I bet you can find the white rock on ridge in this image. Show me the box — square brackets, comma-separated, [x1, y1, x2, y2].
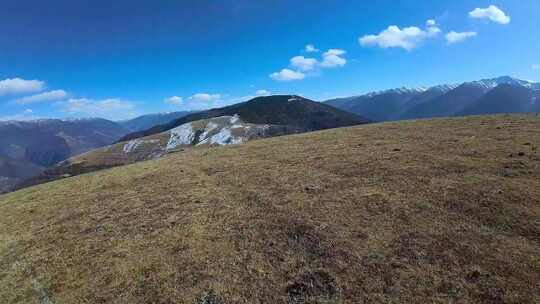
[167, 123, 195, 150]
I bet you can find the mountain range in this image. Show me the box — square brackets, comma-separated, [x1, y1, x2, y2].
[0, 111, 192, 193]
[2, 76, 539, 193]
[118, 111, 193, 132]
[17, 95, 368, 188]
[2, 114, 539, 303]
[325, 76, 540, 121]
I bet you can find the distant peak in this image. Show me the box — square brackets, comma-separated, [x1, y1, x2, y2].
[464, 76, 536, 90]
[365, 87, 427, 97]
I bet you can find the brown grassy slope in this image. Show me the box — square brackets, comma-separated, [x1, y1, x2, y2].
[1, 114, 539, 304]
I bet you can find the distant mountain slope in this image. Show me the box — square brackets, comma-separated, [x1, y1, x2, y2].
[325, 88, 424, 122]
[119, 111, 193, 132]
[0, 155, 42, 193]
[20, 115, 297, 188]
[120, 95, 369, 141]
[458, 84, 540, 116]
[326, 76, 539, 121]
[400, 83, 488, 119]
[326, 86, 458, 121]
[2, 114, 539, 303]
[0, 118, 130, 192]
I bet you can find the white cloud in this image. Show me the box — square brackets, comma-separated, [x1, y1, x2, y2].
[305, 44, 320, 53]
[164, 96, 183, 105]
[14, 90, 68, 105]
[321, 49, 347, 68]
[62, 98, 135, 120]
[271, 47, 347, 82]
[426, 19, 437, 27]
[189, 93, 221, 103]
[532, 64, 540, 70]
[446, 31, 477, 44]
[0, 109, 37, 121]
[359, 21, 441, 51]
[469, 5, 510, 24]
[255, 89, 271, 96]
[235, 90, 273, 103]
[290, 56, 318, 71]
[0, 78, 45, 96]
[270, 69, 306, 81]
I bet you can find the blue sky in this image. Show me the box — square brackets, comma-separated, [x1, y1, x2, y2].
[0, 0, 538, 121]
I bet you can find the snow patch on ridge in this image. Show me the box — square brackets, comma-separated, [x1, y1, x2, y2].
[200, 122, 219, 140]
[123, 140, 143, 153]
[197, 127, 246, 146]
[123, 139, 160, 153]
[167, 123, 195, 150]
[230, 114, 240, 124]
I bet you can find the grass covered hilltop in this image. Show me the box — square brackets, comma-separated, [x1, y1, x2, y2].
[1, 114, 539, 303]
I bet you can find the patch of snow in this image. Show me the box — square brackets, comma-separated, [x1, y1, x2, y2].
[198, 121, 219, 142]
[288, 97, 299, 102]
[167, 123, 195, 150]
[123, 140, 142, 153]
[122, 139, 160, 153]
[231, 124, 246, 129]
[230, 114, 240, 124]
[197, 127, 246, 146]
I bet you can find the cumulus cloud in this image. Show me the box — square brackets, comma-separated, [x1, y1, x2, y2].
[290, 56, 318, 71]
[426, 19, 437, 27]
[164, 96, 183, 105]
[446, 31, 477, 44]
[14, 90, 68, 105]
[234, 90, 273, 104]
[305, 44, 320, 53]
[359, 21, 441, 51]
[321, 49, 347, 68]
[270, 47, 347, 81]
[62, 98, 135, 120]
[189, 93, 221, 103]
[0, 78, 45, 96]
[255, 89, 271, 96]
[270, 69, 306, 81]
[0, 109, 37, 121]
[469, 5, 510, 24]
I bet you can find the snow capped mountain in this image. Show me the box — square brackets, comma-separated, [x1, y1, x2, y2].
[325, 76, 540, 121]
[464, 76, 537, 91]
[426, 84, 460, 94]
[365, 87, 427, 97]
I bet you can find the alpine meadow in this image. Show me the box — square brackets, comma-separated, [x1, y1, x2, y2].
[1, 1, 539, 303]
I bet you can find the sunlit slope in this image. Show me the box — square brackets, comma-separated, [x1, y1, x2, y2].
[1, 114, 539, 303]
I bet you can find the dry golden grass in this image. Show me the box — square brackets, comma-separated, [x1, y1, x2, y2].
[1, 114, 539, 303]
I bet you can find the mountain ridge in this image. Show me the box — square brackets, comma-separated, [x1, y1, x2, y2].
[119, 95, 369, 142]
[325, 76, 539, 121]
